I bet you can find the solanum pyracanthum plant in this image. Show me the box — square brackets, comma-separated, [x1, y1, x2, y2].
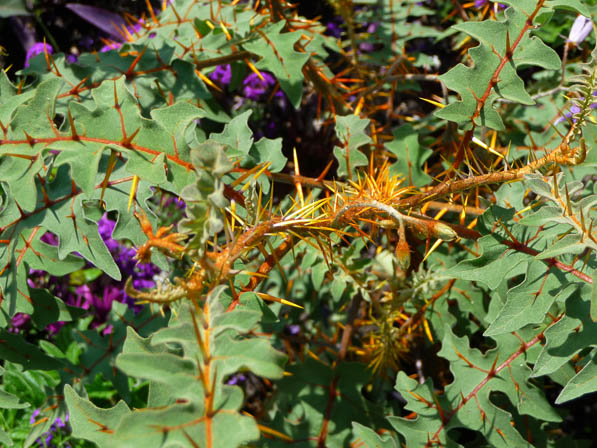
[1, 0, 597, 446]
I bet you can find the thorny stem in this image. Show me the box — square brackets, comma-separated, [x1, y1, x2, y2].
[131, 117, 588, 302]
[502, 239, 593, 284]
[332, 200, 407, 229]
[267, 172, 487, 215]
[398, 130, 587, 209]
[332, 199, 458, 241]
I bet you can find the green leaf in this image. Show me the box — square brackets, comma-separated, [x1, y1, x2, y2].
[388, 373, 453, 447]
[333, 115, 371, 178]
[267, 359, 382, 446]
[532, 287, 597, 378]
[72, 301, 167, 402]
[242, 21, 310, 108]
[555, 348, 597, 404]
[0, 330, 63, 370]
[390, 327, 559, 447]
[0, 367, 28, 410]
[65, 385, 132, 447]
[331, 274, 347, 301]
[69, 287, 286, 448]
[3, 78, 63, 212]
[210, 110, 254, 157]
[1, 74, 206, 309]
[0, 430, 12, 446]
[445, 225, 528, 291]
[520, 174, 597, 255]
[0, 388, 28, 409]
[22, 230, 85, 274]
[115, 402, 259, 448]
[251, 137, 287, 173]
[385, 124, 432, 186]
[38, 340, 67, 360]
[352, 422, 398, 448]
[501, 0, 590, 16]
[436, 7, 560, 130]
[29, 287, 86, 328]
[484, 261, 576, 336]
[0, 0, 31, 17]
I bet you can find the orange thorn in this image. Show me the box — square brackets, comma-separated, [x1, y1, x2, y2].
[23, 130, 36, 146]
[124, 46, 148, 78]
[121, 127, 141, 148]
[67, 108, 80, 140]
[145, 0, 159, 25]
[170, 3, 182, 23]
[113, 80, 120, 108]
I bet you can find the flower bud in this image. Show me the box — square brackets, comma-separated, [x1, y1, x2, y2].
[568, 15, 593, 45]
[431, 222, 458, 241]
[395, 238, 411, 271]
[407, 220, 457, 241]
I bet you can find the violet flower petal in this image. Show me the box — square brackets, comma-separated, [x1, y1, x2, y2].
[25, 42, 53, 68]
[568, 15, 593, 44]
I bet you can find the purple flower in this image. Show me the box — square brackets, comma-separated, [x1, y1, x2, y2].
[100, 20, 145, 52]
[10, 313, 30, 333]
[98, 214, 116, 241]
[56, 417, 66, 429]
[32, 411, 70, 446]
[359, 42, 375, 53]
[92, 214, 159, 313]
[242, 72, 276, 100]
[30, 409, 41, 425]
[358, 23, 379, 53]
[326, 17, 343, 38]
[25, 42, 53, 67]
[46, 321, 66, 335]
[100, 41, 122, 52]
[162, 195, 186, 210]
[74, 284, 93, 310]
[129, 22, 143, 35]
[210, 65, 232, 85]
[15, 213, 161, 335]
[41, 231, 58, 246]
[568, 15, 593, 45]
[226, 373, 247, 385]
[133, 278, 155, 290]
[99, 285, 122, 314]
[555, 102, 597, 124]
[474, 0, 505, 8]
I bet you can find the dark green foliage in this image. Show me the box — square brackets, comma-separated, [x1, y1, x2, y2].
[1, 0, 597, 447]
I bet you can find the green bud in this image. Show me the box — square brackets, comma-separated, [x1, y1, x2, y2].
[432, 222, 458, 241]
